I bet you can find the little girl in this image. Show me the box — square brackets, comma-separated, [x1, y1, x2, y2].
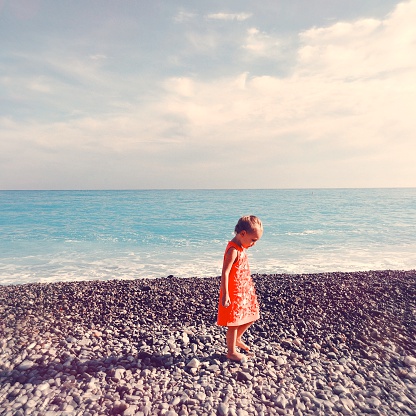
[217, 215, 263, 362]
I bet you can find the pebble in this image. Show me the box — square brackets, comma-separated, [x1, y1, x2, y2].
[404, 356, 416, 367]
[186, 358, 200, 368]
[16, 360, 34, 371]
[217, 402, 229, 415]
[0, 271, 415, 415]
[333, 385, 348, 395]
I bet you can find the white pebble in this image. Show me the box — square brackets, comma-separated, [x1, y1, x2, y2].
[186, 358, 200, 368]
[404, 355, 416, 367]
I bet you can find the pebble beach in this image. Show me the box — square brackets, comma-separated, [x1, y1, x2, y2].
[1, 270, 415, 416]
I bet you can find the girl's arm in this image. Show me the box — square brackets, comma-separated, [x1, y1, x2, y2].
[221, 247, 238, 307]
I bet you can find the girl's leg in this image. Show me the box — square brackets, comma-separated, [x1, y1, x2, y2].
[226, 326, 244, 361]
[236, 321, 254, 351]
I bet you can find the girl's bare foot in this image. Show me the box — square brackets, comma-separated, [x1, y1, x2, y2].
[226, 351, 246, 362]
[236, 339, 250, 352]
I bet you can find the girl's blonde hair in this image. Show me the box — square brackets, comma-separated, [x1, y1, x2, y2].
[234, 215, 263, 234]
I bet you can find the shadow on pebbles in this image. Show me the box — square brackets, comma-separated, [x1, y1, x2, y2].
[1, 270, 415, 415]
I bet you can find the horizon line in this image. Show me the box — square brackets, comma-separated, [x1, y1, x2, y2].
[1, 186, 415, 192]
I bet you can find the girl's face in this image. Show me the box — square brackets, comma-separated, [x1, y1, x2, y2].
[240, 227, 263, 249]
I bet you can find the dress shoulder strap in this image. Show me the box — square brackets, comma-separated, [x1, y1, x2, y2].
[227, 241, 242, 252]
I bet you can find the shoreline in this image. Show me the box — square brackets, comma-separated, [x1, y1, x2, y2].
[2, 267, 416, 287]
[1, 270, 415, 415]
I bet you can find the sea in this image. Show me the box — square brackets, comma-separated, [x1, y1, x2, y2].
[0, 188, 415, 286]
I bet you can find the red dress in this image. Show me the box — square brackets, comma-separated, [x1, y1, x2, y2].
[217, 241, 260, 326]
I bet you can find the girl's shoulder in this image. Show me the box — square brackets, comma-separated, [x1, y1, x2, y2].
[226, 240, 243, 251]
[224, 241, 239, 257]
[224, 241, 243, 264]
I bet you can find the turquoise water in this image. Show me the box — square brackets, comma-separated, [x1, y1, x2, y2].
[1, 189, 415, 285]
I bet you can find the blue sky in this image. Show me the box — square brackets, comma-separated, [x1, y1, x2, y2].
[1, 0, 415, 189]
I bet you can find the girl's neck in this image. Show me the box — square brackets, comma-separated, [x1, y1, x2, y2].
[231, 236, 243, 248]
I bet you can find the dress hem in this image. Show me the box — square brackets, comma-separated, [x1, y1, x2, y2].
[216, 314, 260, 327]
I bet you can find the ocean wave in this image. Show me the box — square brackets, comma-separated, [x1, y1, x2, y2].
[285, 230, 324, 236]
[2, 245, 415, 286]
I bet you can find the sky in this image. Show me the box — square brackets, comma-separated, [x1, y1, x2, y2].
[1, 0, 415, 190]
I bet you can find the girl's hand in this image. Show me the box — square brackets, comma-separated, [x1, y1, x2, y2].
[222, 293, 231, 308]
[220, 247, 237, 309]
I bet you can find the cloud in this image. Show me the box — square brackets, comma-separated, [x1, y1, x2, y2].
[167, 77, 195, 97]
[150, 2, 416, 187]
[243, 27, 282, 57]
[1, 1, 415, 189]
[173, 10, 197, 23]
[298, 2, 416, 80]
[206, 12, 252, 21]
[89, 54, 108, 61]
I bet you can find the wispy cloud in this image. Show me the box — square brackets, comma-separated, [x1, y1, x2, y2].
[206, 12, 252, 21]
[243, 28, 282, 57]
[185, 31, 220, 52]
[173, 10, 197, 23]
[89, 54, 108, 61]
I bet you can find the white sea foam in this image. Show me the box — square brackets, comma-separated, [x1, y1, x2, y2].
[1, 243, 415, 286]
[285, 230, 324, 236]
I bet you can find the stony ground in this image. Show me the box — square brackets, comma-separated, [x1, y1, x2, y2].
[0, 270, 415, 416]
